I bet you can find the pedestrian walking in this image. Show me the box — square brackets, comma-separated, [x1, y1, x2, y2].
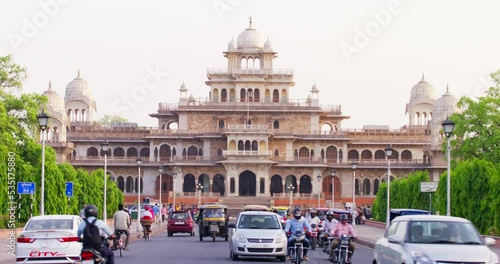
[161, 204, 167, 223]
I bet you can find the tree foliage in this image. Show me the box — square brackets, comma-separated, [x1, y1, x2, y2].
[450, 71, 500, 163]
[97, 115, 128, 127]
[0, 55, 123, 228]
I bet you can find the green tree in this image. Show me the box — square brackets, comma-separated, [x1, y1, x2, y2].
[450, 71, 500, 163]
[97, 115, 128, 127]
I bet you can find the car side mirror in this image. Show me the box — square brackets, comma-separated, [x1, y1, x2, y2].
[228, 223, 236, 228]
[387, 234, 402, 244]
[484, 237, 496, 247]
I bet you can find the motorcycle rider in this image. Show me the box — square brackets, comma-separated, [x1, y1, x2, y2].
[329, 214, 356, 263]
[284, 208, 312, 261]
[322, 211, 338, 244]
[77, 205, 115, 264]
[306, 210, 320, 225]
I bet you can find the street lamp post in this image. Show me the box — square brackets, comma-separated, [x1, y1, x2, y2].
[101, 140, 109, 223]
[158, 166, 163, 208]
[442, 117, 455, 216]
[37, 110, 50, 216]
[136, 157, 143, 232]
[173, 168, 178, 209]
[351, 162, 357, 226]
[385, 144, 393, 229]
[288, 184, 295, 207]
[331, 168, 336, 209]
[316, 174, 322, 208]
[197, 183, 203, 207]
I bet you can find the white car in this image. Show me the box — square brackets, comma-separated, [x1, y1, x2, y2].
[16, 215, 83, 263]
[373, 215, 499, 264]
[229, 211, 287, 262]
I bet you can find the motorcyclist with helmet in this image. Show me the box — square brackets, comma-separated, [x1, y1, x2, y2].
[329, 214, 356, 263]
[321, 211, 338, 244]
[306, 209, 320, 225]
[77, 205, 115, 264]
[284, 208, 312, 261]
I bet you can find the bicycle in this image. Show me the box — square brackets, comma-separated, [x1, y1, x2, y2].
[115, 230, 127, 257]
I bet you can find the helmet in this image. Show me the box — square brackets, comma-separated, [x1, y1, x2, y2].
[273, 209, 278, 214]
[293, 208, 302, 220]
[340, 214, 348, 220]
[310, 210, 317, 215]
[84, 205, 98, 218]
[326, 211, 334, 217]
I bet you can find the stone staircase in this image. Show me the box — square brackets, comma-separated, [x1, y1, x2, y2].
[220, 196, 271, 216]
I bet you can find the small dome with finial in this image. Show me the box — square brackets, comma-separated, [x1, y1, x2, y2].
[434, 85, 457, 114]
[311, 83, 319, 93]
[43, 80, 65, 111]
[264, 37, 273, 49]
[179, 82, 188, 92]
[228, 37, 237, 50]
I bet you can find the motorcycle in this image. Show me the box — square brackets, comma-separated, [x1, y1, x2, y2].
[323, 231, 335, 255]
[289, 230, 306, 264]
[309, 223, 319, 250]
[79, 237, 112, 264]
[331, 234, 352, 264]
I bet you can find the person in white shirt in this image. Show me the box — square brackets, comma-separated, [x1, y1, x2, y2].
[322, 211, 338, 245]
[306, 210, 321, 225]
[113, 204, 131, 250]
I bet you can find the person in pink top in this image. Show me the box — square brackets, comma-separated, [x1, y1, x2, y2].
[329, 214, 357, 263]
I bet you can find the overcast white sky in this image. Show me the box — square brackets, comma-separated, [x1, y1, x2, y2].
[1, 0, 499, 129]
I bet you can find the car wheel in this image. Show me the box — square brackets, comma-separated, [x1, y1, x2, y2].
[168, 232, 172, 237]
[230, 250, 238, 261]
[277, 256, 286, 262]
[225, 235, 228, 241]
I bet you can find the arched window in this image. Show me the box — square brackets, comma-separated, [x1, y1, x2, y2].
[361, 150, 372, 160]
[87, 147, 98, 157]
[238, 141, 244, 151]
[230, 178, 235, 193]
[374, 150, 385, 160]
[273, 120, 279, 129]
[126, 176, 134, 193]
[217, 148, 223, 156]
[218, 120, 225, 129]
[272, 89, 279, 102]
[347, 150, 359, 161]
[401, 150, 412, 161]
[326, 146, 337, 162]
[140, 147, 149, 158]
[183, 174, 196, 192]
[254, 89, 260, 102]
[127, 147, 138, 157]
[354, 178, 359, 195]
[299, 175, 312, 194]
[251, 140, 258, 151]
[134, 177, 143, 193]
[240, 89, 246, 102]
[259, 178, 265, 193]
[374, 179, 380, 195]
[117, 176, 124, 192]
[221, 89, 228, 102]
[274, 149, 279, 156]
[363, 178, 371, 195]
[245, 140, 251, 150]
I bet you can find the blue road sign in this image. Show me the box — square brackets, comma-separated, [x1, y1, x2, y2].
[65, 182, 73, 197]
[17, 182, 35, 195]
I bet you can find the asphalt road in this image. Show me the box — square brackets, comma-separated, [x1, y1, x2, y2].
[116, 230, 374, 264]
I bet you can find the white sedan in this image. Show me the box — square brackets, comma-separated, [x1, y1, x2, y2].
[229, 211, 287, 262]
[16, 215, 83, 264]
[373, 215, 498, 264]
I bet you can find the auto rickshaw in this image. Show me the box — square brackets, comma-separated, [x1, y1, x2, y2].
[197, 204, 229, 242]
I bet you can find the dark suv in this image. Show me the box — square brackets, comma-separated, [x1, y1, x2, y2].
[167, 211, 195, 237]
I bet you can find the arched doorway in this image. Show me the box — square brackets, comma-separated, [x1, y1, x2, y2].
[239, 170, 256, 196]
[183, 174, 196, 192]
[212, 175, 225, 195]
[299, 175, 312, 194]
[270, 175, 282, 196]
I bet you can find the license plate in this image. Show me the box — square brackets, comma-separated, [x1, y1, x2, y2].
[311, 232, 317, 236]
[81, 260, 94, 264]
[175, 221, 184, 224]
[210, 225, 219, 232]
[250, 243, 268, 248]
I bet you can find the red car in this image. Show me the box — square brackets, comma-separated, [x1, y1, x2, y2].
[167, 211, 196, 237]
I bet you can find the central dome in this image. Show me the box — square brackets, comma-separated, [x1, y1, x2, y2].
[237, 22, 265, 49]
[64, 70, 93, 102]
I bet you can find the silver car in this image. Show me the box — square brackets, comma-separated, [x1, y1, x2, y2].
[229, 211, 287, 262]
[373, 215, 498, 264]
[16, 215, 83, 263]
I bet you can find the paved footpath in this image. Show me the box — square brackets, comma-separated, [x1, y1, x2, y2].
[354, 221, 500, 258]
[0, 220, 168, 264]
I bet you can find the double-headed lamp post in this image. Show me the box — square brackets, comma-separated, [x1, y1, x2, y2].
[197, 183, 203, 207]
[288, 184, 295, 207]
[351, 162, 357, 226]
[158, 166, 163, 208]
[101, 140, 109, 222]
[442, 117, 455, 216]
[37, 110, 50, 216]
[136, 157, 143, 232]
[385, 144, 393, 229]
[316, 174, 322, 208]
[331, 168, 336, 209]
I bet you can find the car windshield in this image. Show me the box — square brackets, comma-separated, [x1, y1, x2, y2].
[409, 221, 482, 244]
[203, 208, 224, 217]
[26, 219, 73, 230]
[238, 215, 281, 229]
[171, 212, 189, 220]
[277, 210, 286, 217]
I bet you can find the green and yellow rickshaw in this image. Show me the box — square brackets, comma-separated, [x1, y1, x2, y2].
[197, 204, 229, 242]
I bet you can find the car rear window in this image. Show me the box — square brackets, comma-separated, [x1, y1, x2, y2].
[171, 213, 189, 220]
[26, 219, 73, 230]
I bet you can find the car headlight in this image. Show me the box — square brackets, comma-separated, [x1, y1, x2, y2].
[275, 233, 284, 243]
[410, 251, 432, 264]
[237, 233, 246, 243]
[488, 252, 499, 264]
